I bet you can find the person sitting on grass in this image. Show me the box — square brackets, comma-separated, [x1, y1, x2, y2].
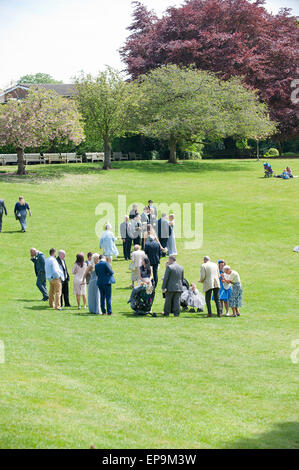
[180, 282, 205, 312]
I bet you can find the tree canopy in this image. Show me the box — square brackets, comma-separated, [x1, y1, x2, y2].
[18, 73, 63, 84]
[135, 64, 276, 163]
[74, 68, 139, 169]
[121, 0, 299, 143]
[0, 87, 84, 174]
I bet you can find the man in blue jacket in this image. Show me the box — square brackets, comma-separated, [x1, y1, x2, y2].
[30, 247, 49, 301]
[95, 255, 115, 315]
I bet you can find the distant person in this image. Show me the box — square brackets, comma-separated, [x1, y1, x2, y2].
[83, 253, 101, 314]
[199, 256, 222, 317]
[130, 244, 145, 288]
[30, 248, 48, 301]
[85, 252, 93, 284]
[131, 214, 142, 246]
[99, 223, 119, 266]
[157, 213, 171, 256]
[57, 250, 71, 307]
[95, 255, 115, 315]
[129, 204, 139, 220]
[167, 214, 177, 256]
[14, 196, 31, 232]
[0, 198, 7, 233]
[45, 248, 63, 310]
[162, 256, 184, 316]
[223, 265, 243, 317]
[120, 216, 132, 260]
[72, 254, 87, 309]
[140, 207, 150, 249]
[144, 236, 161, 287]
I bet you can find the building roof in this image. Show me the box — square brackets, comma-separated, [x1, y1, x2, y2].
[0, 83, 76, 103]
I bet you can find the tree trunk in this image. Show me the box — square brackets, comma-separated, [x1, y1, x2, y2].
[17, 148, 26, 175]
[103, 138, 112, 170]
[168, 137, 178, 164]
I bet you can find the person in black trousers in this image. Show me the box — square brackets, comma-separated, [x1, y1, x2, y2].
[57, 249, 71, 307]
[157, 213, 172, 257]
[120, 216, 132, 260]
[30, 248, 48, 301]
[144, 236, 161, 288]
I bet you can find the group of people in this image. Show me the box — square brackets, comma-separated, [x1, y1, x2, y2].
[0, 195, 31, 233]
[264, 163, 295, 180]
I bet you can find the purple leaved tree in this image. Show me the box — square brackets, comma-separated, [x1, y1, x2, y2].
[0, 86, 85, 175]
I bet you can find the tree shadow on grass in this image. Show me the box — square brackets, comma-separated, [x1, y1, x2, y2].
[221, 422, 299, 449]
[0, 160, 255, 184]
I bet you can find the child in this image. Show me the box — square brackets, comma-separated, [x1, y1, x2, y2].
[181, 282, 205, 312]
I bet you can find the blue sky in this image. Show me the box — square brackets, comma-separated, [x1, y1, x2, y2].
[0, 0, 298, 89]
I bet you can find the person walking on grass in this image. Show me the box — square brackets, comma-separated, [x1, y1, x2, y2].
[95, 255, 115, 316]
[199, 256, 222, 317]
[57, 250, 71, 308]
[30, 248, 48, 301]
[14, 196, 31, 232]
[0, 198, 7, 233]
[162, 256, 184, 317]
[45, 248, 63, 311]
[82, 253, 101, 314]
[72, 253, 87, 309]
[223, 265, 243, 317]
[99, 223, 119, 267]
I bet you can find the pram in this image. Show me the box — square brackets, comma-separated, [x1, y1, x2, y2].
[180, 278, 205, 312]
[264, 162, 273, 178]
[180, 278, 190, 309]
[128, 283, 156, 316]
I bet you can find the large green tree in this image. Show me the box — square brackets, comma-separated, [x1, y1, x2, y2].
[18, 73, 63, 84]
[74, 68, 138, 169]
[0, 87, 84, 175]
[135, 65, 276, 163]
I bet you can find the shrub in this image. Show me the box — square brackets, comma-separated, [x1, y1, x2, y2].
[264, 147, 279, 157]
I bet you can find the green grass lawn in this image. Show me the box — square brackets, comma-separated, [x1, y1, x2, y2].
[0, 159, 298, 449]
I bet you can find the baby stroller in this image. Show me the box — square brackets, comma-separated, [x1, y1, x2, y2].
[180, 278, 205, 313]
[180, 278, 190, 309]
[264, 162, 273, 178]
[128, 284, 156, 316]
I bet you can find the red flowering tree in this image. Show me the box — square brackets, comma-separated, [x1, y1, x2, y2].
[121, 0, 299, 148]
[0, 87, 85, 175]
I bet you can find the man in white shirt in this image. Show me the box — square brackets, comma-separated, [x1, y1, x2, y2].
[45, 248, 63, 310]
[199, 255, 222, 317]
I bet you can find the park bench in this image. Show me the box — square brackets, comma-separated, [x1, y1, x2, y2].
[61, 153, 82, 163]
[86, 152, 104, 162]
[43, 153, 62, 164]
[112, 152, 128, 161]
[1, 154, 18, 165]
[129, 152, 142, 161]
[24, 153, 43, 164]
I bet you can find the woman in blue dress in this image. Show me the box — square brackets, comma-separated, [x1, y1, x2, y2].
[14, 196, 31, 232]
[214, 260, 232, 316]
[83, 253, 101, 314]
[99, 223, 119, 267]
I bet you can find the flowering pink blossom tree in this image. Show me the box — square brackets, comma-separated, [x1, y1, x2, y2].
[0, 87, 85, 175]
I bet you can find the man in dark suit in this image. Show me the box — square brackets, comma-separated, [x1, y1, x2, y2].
[0, 199, 7, 233]
[157, 213, 171, 257]
[144, 236, 161, 288]
[30, 248, 48, 301]
[95, 255, 115, 315]
[162, 256, 184, 316]
[120, 215, 132, 260]
[57, 250, 71, 307]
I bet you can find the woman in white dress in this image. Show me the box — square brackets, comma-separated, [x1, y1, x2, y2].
[167, 214, 177, 255]
[72, 253, 87, 309]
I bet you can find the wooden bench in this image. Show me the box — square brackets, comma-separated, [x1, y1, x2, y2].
[1, 154, 18, 165]
[24, 153, 42, 164]
[65, 153, 82, 163]
[43, 153, 62, 164]
[86, 152, 104, 162]
[129, 152, 142, 161]
[112, 152, 128, 161]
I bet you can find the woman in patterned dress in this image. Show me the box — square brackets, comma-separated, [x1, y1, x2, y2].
[223, 265, 242, 317]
